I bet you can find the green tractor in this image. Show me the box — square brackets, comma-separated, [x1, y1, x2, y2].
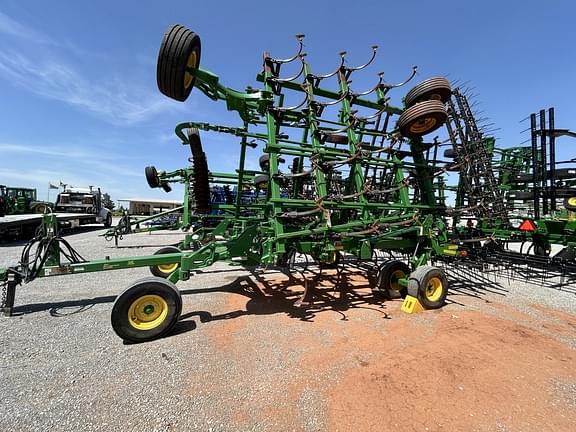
[0, 185, 52, 217]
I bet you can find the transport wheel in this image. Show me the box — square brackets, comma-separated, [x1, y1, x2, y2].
[407, 266, 449, 309]
[254, 174, 269, 190]
[398, 100, 447, 139]
[111, 277, 182, 343]
[564, 196, 576, 211]
[404, 77, 452, 107]
[157, 24, 201, 102]
[374, 260, 410, 299]
[145, 166, 160, 188]
[150, 246, 181, 278]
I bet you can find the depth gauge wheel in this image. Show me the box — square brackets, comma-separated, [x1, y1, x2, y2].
[157, 24, 201, 102]
[150, 246, 181, 278]
[404, 77, 452, 107]
[374, 260, 410, 299]
[407, 266, 449, 309]
[111, 277, 182, 343]
[398, 100, 447, 139]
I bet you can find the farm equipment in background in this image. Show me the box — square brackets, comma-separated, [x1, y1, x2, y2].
[0, 185, 51, 217]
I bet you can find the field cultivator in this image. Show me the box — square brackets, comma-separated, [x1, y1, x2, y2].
[1, 24, 575, 343]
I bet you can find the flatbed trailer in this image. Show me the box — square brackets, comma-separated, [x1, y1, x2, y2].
[0, 212, 107, 239]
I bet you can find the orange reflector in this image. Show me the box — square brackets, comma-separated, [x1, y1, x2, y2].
[519, 219, 537, 232]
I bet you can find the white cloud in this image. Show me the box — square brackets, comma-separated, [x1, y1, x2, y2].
[0, 50, 177, 125]
[0, 10, 56, 45]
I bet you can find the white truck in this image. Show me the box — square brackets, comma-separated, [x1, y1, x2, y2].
[54, 186, 112, 228]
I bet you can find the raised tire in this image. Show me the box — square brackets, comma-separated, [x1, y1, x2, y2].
[145, 166, 160, 188]
[564, 196, 576, 211]
[407, 266, 449, 309]
[374, 260, 410, 299]
[150, 246, 181, 278]
[157, 24, 201, 102]
[254, 174, 269, 190]
[398, 100, 448, 139]
[404, 77, 452, 107]
[111, 277, 182, 343]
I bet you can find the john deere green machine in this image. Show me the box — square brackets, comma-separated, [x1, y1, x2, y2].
[1, 24, 574, 343]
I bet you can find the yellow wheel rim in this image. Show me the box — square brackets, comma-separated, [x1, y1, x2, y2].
[568, 197, 576, 206]
[425, 277, 443, 302]
[183, 51, 198, 89]
[390, 270, 406, 291]
[409, 117, 437, 134]
[34, 205, 46, 214]
[157, 263, 179, 274]
[128, 295, 168, 330]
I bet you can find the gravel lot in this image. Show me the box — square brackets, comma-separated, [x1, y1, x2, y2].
[1, 224, 575, 431]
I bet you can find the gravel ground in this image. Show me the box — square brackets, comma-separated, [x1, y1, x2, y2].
[0, 223, 575, 431]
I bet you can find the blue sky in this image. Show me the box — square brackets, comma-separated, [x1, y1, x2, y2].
[0, 1, 574, 203]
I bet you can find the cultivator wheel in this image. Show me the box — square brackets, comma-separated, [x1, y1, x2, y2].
[398, 100, 448, 139]
[254, 174, 269, 191]
[407, 266, 449, 309]
[374, 260, 410, 299]
[149, 246, 181, 278]
[111, 277, 182, 343]
[188, 128, 211, 214]
[157, 24, 201, 102]
[404, 77, 452, 107]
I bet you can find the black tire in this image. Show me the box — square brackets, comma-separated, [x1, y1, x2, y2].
[145, 166, 160, 188]
[533, 242, 551, 257]
[104, 213, 112, 228]
[443, 148, 456, 158]
[254, 174, 269, 190]
[323, 133, 349, 144]
[161, 183, 172, 193]
[258, 154, 285, 171]
[374, 260, 410, 299]
[507, 191, 534, 201]
[564, 196, 576, 211]
[150, 246, 181, 278]
[404, 77, 452, 107]
[32, 204, 47, 214]
[407, 266, 449, 309]
[188, 128, 211, 214]
[398, 100, 448, 139]
[111, 277, 182, 343]
[157, 24, 201, 102]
